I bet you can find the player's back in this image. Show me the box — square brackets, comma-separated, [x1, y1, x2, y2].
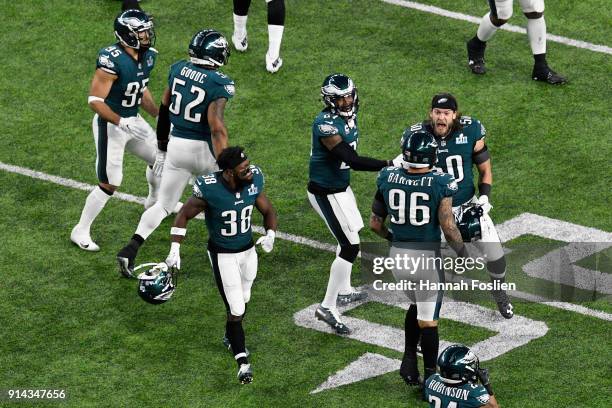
[425, 373, 491, 408]
[167, 60, 235, 142]
[376, 166, 457, 242]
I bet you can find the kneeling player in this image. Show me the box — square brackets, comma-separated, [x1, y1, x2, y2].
[370, 130, 466, 388]
[164, 147, 277, 384]
[425, 344, 499, 408]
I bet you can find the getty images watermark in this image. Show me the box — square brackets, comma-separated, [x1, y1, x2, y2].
[358, 242, 611, 303]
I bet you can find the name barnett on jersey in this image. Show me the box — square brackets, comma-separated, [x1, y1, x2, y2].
[386, 171, 435, 187]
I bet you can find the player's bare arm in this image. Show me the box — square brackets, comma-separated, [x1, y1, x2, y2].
[208, 98, 229, 157]
[438, 196, 465, 254]
[140, 87, 159, 118]
[170, 196, 207, 244]
[88, 68, 121, 125]
[255, 192, 278, 232]
[369, 213, 390, 240]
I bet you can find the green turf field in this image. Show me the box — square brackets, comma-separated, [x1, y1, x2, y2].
[1, 1, 610, 407]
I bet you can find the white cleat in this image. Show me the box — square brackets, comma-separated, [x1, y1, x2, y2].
[231, 33, 248, 52]
[70, 225, 100, 252]
[265, 53, 283, 73]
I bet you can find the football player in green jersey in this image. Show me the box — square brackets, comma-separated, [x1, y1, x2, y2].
[370, 130, 467, 391]
[117, 29, 234, 278]
[71, 9, 161, 252]
[400, 94, 513, 319]
[164, 147, 277, 384]
[425, 344, 499, 408]
[308, 73, 398, 334]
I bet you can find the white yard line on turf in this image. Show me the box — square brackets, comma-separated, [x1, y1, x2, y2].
[1, 161, 610, 321]
[382, 0, 612, 55]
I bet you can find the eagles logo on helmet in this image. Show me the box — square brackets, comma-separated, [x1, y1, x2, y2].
[114, 9, 155, 50]
[136, 262, 177, 305]
[401, 129, 438, 168]
[188, 29, 231, 67]
[457, 204, 483, 242]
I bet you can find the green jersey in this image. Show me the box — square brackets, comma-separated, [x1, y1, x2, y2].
[193, 166, 264, 252]
[374, 167, 457, 242]
[408, 118, 485, 206]
[167, 60, 234, 151]
[425, 374, 491, 408]
[309, 110, 359, 190]
[96, 43, 157, 118]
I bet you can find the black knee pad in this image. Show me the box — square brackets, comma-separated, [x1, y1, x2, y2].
[233, 0, 251, 16]
[490, 16, 508, 27]
[339, 244, 359, 263]
[524, 11, 543, 19]
[267, 0, 285, 26]
[487, 256, 507, 278]
[98, 184, 114, 196]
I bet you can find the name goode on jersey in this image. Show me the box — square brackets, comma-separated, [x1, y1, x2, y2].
[371, 254, 486, 275]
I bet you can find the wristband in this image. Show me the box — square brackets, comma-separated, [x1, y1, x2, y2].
[170, 227, 186, 236]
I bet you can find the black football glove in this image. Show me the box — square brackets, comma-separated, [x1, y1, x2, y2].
[477, 368, 494, 396]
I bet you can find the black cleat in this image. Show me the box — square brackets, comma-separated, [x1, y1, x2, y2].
[222, 335, 250, 358]
[116, 245, 136, 278]
[400, 352, 420, 386]
[237, 364, 253, 384]
[467, 39, 486, 75]
[337, 289, 368, 306]
[315, 305, 351, 334]
[532, 66, 567, 84]
[492, 289, 514, 319]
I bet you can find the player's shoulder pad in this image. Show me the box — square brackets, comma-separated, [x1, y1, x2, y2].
[460, 115, 486, 139]
[468, 383, 491, 406]
[210, 70, 235, 97]
[435, 170, 458, 191]
[314, 112, 341, 136]
[192, 173, 218, 199]
[377, 165, 396, 184]
[97, 45, 122, 74]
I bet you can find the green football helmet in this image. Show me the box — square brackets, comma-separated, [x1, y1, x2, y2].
[401, 129, 438, 168]
[438, 344, 480, 384]
[114, 9, 155, 50]
[457, 204, 483, 242]
[188, 29, 230, 67]
[137, 263, 177, 305]
[321, 73, 359, 117]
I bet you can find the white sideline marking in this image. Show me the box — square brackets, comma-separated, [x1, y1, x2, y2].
[1, 161, 610, 321]
[381, 0, 612, 55]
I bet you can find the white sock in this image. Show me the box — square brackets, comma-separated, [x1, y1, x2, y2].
[267, 24, 284, 60]
[321, 257, 352, 309]
[145, 166, 161, 209]
[339, 270, 353, 295]
[135, 202, 168, 240]
[527, 17, 546, 55]
[233, 14, 248, 38]
[77, 186, 112, 231]
[477, 12, 498, 42]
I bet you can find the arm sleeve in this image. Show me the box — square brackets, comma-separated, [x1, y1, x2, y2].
[330, 142, 389, 171]
[156, 103, 170, 151]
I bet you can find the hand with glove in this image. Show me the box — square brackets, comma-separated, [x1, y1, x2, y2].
[152, 149, 166, 177]
[391, 154, 405, 168]
[256, 230, 276, 253]
[118, 116, 149, 139]
[165, 242, 181, 270]
[477, 195, 492, 215]
[477, 368, 494, 395]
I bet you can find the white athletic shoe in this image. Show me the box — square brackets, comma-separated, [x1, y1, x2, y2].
[265, 52, 283, 73]
[70, 225, 100, 252]
[232, 33, 248, 52]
